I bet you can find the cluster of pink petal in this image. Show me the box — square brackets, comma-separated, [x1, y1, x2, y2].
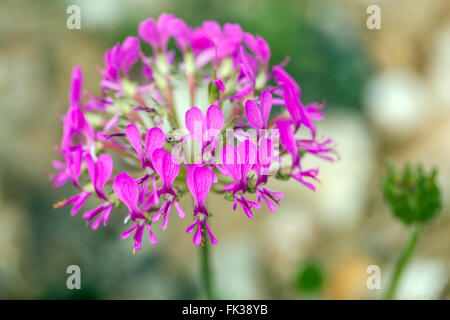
[51, 14, 336, 251]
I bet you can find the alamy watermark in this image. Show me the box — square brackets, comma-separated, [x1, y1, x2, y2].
[366, 5, 381, 30]
[66, 5, 81, 30]
[366, 265, 381, 290]
[66, 265, 81, 289]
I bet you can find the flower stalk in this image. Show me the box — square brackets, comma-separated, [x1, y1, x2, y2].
[201, 239, 215, 299]
[382, 164, 442, 300]
[385, 226, 421, 300]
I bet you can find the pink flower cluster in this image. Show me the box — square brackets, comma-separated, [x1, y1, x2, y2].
[51, 14, 336, 251]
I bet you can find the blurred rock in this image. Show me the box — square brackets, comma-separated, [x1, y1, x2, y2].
[364, 70, 429, 142]
[312, 111, 375, 229]
[0, 193, 31, 297]
[323, 251, 374, 299]
[428, 24, 450, 110]
[395, 259, 447, 299]
[287, 111, 376, 230]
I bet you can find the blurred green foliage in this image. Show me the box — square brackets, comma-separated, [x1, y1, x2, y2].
[295, 261, 324, 294]
[383, 164, 442, 225]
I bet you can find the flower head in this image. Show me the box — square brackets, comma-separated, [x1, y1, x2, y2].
[51, 14, 336, 251]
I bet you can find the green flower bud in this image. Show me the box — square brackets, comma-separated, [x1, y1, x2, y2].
[208, 81, 220, 105]
[383, 163, 442, 225]
[275, 171, 291, 181]
[224, 192, 235, 202]
[184, 46, 195, 75]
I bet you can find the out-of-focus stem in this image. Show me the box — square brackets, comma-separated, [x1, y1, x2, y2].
[201, 238, 215, 299]
[385, 226, 421, 300]
[187, 73, 196, 107]
[164, 85, 179, 128]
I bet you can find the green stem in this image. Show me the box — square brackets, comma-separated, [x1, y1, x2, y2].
[200, 239, 215, 299]
[385, 226, 421, 300]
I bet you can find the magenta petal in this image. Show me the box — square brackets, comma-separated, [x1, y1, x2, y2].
[120, 36, 140, 76]
[168, 18, 191, 51]
[52, 160, 65, 170]
[152, 175, 159, 204]
[90, 204, 112, 230]
[70, 192, 90, 216]
[185, 107, 205, 142]
[161, 200, 172, 230]
[146, 223, 158, 245]
[69, 66, 83, 109]
[95, 154, 113, 198]
[112, 172, 139, 214]
[69, 148, 83, 186]
[277, 120, 298, 166]
[205, 104, 224, 133]
[202, 20, 222, 40]
[121, 223, 138, 239]
[223, 23, 242, 43]
[228, 85, 252, 100]
[259, 192, 277, 212]
[174, 200, 185, 218]
[259, 90, 272, 126]
[256, 36, 270, 62]
[240, 202, 253, 219]
[92, 215, 103, 230]
[238, 45, 255, 85]
[84, 153, 96, 185]
[138, 18, 160, 47]
[204, 220, 218, 245]
[213, 78, 225, 92]
[151, 148, 165, 177]
[101, 204, 112, 227]
[144, 127, 166, 166]
[209, 167, 218, 184]
[243, 33, 257, 53]
[152, 206, 163, 222]
[83, 204, 104, 221]
[138, 175, 150, 204]
[220, 145, 241, 181]
[244, 33, 270, 63]
[273, 66, 301, 98]
[264, 197, 277, 212]
[186, 218, 199, 234]
[52, 171, 71, 188]
[151, 175, 159, 204]
[133, 224, 144, 251]
[232, 198, 238, 211]
[193, 222, 202, 246]
[103, 113, 119, 133]
[157, 13, 176, 46]
[237, 139, 257, 176]
[245, 99, 263, 130]
[91, 216, 104, 230]
[250, 199, 261, 210]
[283, 87, 301, 123]
[125, 124, 143, 160]
[161, 152, 180, 187]
[193, 166, 212, 206]
[186, 165, 197, 203]
[258, 138, 273, 167]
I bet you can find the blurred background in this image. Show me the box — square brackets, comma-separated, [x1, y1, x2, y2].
[1, 0, 450, 299]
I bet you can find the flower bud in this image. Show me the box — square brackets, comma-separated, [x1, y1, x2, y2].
[383, 163, 442, 225]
